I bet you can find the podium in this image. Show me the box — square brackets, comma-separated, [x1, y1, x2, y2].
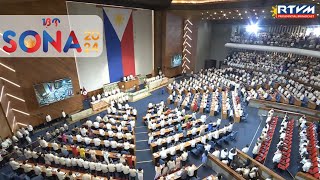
[118, 79, 139, 92]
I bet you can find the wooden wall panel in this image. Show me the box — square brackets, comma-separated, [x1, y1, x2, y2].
[0, 0, 83, 127]
[162, 12, 183, 78]
[153, 11, 164, 75]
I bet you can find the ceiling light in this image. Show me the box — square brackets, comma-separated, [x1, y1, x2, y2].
[246, 23, 260, 34]
[236, 10, 239, 12]
[213, 18, 216, 19]
[255, 13, 257, 15]
[223, 14, 226, 16]
[226, 17, 228, 19]
[229, 12, 231, 14]
[262, 10, 265, 13]
[247, 16, 250, 19]
[218, 17, 221, 19]
[201, 12, 203, 15]
[214, 12, 217, 14]
[207, 11, 209, 13]
[241, 17, 243, 19]
[210, 14, 212, 16]
[232, 17, 234, 19]
[239, 13, 242, 16]
[256, 16, 259, 19]
[253, 9, 255, 11]
[206, 17, 209, 19]
[245, 11, 247, 13]
[221, 11, 223, 13]
[264, 16, 266, 18]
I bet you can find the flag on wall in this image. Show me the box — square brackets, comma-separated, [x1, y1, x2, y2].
[103, 7, 135, 83]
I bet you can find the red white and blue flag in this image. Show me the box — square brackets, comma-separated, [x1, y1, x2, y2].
[103, 7, 135, 83]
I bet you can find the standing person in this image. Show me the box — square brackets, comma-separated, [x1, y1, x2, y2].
[61, 110, 67, 121]
[46, 114, 52, 126]
[137, 168, 143, 180]
[202, 151, 208, 167]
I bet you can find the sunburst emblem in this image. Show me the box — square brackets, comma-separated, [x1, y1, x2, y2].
[271, 6, 278, 18]
[24, 38, 36, 48]
[114, 14, 124, 26]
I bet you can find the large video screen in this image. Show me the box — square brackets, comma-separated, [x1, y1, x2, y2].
[34, 78, 74, 106]
[171, 54, 182, 68]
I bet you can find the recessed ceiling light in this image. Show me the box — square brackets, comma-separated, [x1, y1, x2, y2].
[264, 16, 266, 18]
[229, 12, 231, 14]
[206, 17, 209, 19]
[262, 10, 265, 13]
[223, 14, 226, 16]
[213, 18, 216, 19]
[253, 9, 255, 11]
[255, 13, 257, 15]
[236, 10, 239, 12]
[317, 14, 319, 16]
[226, 17, 228, 19]
[201, 12, 203, 15]
[219, 17, 221, 19]
[239, 13, 242, 16]
[232, 17, 234, 19]
[221, 11, 223, 13]
[214, 12, 217, 14]
[247, 16, 250, 19]
[210, 14, 212, 16]
[241, 17, 243, 19]
[207, 11, 209, 13]
[245, 11, 247, 13]
[256, 16, 259, 19]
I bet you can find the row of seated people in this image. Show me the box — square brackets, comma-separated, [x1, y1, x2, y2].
[252, 109, 278, 162]
[90, 88, 129, 104]
[9, 156, 138, 180]
[167, 70, 247, 116]
[299, 117, 320, 178]
[153, 122, 236, 164]
[0, 123, 69, 167]
[157, 164, 198, 180]
[56, 120, 135, 155]
[154, 152, 190, 179]
[230, 31, 320, 50]
[212, 66, 320, 110]
[225, 50, 320, 86]
[170, 91, 221, 116]
[168, 74, 248, 121]
[210, 146, 261, 180]
[225, 50, 320, 88]
[272, 114, 294, 170]
[20, 120, 138, 179]
[149, 119, 232, 153]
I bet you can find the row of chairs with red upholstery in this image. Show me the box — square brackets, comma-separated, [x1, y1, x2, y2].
[306, 123, 320, 179]
[278, 119, 294, 170]
[255, 116, 279, 163]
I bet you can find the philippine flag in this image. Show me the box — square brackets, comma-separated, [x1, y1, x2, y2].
[103, 7, 135, 83]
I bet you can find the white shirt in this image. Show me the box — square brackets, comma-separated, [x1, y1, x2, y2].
[46, 115, 52, 122]
[242, 147, 249, 154]
[212, 150, 220, 158]
[93, 138, 101, 146]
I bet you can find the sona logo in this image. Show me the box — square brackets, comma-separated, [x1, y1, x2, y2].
[271, 5, 316, 19]
[0, 15, 103, 57]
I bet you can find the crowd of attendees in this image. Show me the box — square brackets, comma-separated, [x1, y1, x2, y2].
[225, 51, 320, 87]
[2, 99, 145, 180]
[230, 31, 320, 50]
[223, 52, 320, 109]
